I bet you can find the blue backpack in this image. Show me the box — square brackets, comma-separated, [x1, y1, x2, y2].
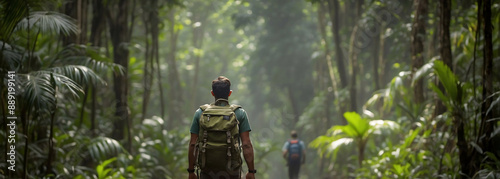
[288, 139, 302, 163]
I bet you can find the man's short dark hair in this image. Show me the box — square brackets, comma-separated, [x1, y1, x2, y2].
[212, 76, 231, 99]
[291, 130, 298, 138]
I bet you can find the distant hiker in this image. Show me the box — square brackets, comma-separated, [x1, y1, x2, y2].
[282, 130, 306, 179]
[188, 76, 256, 179]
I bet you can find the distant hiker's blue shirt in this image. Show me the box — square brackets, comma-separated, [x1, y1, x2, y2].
[189, 102, 251, 134]
[282, 140, 306, 152]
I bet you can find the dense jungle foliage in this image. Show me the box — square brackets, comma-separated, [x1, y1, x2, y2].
[0, 0, 499, 178]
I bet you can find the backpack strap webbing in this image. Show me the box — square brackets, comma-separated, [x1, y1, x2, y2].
[226, 131, 232, 171]
[199, 104, 210, 111]
[199, 104, 241, 111]
[201, 130, 208, 168]
[230, 104, 241, 111]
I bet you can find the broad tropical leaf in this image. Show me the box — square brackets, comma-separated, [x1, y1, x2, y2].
[15, 11, 79, 36]
[311, 111, 400, 163]
[430, 82, 451, 109]
[433, 60, 458, 101]
[344, 112, 369, 137]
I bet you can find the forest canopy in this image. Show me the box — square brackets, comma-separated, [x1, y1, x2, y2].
[0, 0, 499, 178]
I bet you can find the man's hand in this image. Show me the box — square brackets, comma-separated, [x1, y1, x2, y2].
[246, 172, 255, 179]
[188, 173, 197, 179]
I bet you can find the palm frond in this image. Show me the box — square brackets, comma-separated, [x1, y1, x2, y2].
[309, 135, 335, 158]
[328, 138, 354, 158]
[52, 44, 125, 75]
[411, 58, 435, 87]
[14, 11, 79, 36]
[20, 73, 56, 110]
[0, 0, 28, 41]
[368, 120, 400, 135]
[1, 41, 23, 71]
[29, 70, 84, 97]
[46, 65, 107, 87]
[86, 137, 128, 162]
[433, 60, 458, 101]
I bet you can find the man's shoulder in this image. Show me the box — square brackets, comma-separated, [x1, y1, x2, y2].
[194, 108, 203, 114]
[231, 104, 245, 113]
[234, 107, 245, 112]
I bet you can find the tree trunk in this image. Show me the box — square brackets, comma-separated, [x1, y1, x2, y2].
[358, 140, 366, 167]
[455, 110, 469, 178]
[151, 0, 165, 122]
[47, 92, 57, 176]
[326, 0, 348, 88]
[434, 0, 452, 117]
[410, 0, 428, 104]
[190, 9, 206, 110]
[140, 0, 154, 121]
[89, 0, 106, 136]
[63, 0, 78, 45]
[90, 0, 105, 46]
[373, 25, 381, 91]
[91, 86, 96, 136]
[107, 0, 131, 149]
[78, 87, 89, 128]
[348, 25, 359, 113]
[141, 21, 152, 121]
[318, 1, 340, 121]
[317, 4, 337, 175]
[326, 0, 348, 124]
[479, 0, 495, 173]
[378, 23, 386, 91]
[166, 9, 183, 129]
[347, 0, 363, 113]
[63, 0, 88, 45]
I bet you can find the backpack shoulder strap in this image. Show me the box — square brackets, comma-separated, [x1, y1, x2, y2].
[199, 104, 211, 111]
[230, 104, 242, 111]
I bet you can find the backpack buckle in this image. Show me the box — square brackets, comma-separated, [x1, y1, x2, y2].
[226, 131, 231, 143]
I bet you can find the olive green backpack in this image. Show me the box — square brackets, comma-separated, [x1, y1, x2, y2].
[195, 99, 243, 173]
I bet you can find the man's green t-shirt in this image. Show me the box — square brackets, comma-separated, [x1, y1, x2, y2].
[189, 102, 251, 134]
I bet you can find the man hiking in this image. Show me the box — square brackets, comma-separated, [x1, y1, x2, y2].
[188, 76, 256, 179]
[282, 131, 306, 179]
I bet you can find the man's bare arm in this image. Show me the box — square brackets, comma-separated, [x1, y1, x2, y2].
[240, 131, 255, 171]
[188, 133, 198, 170]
